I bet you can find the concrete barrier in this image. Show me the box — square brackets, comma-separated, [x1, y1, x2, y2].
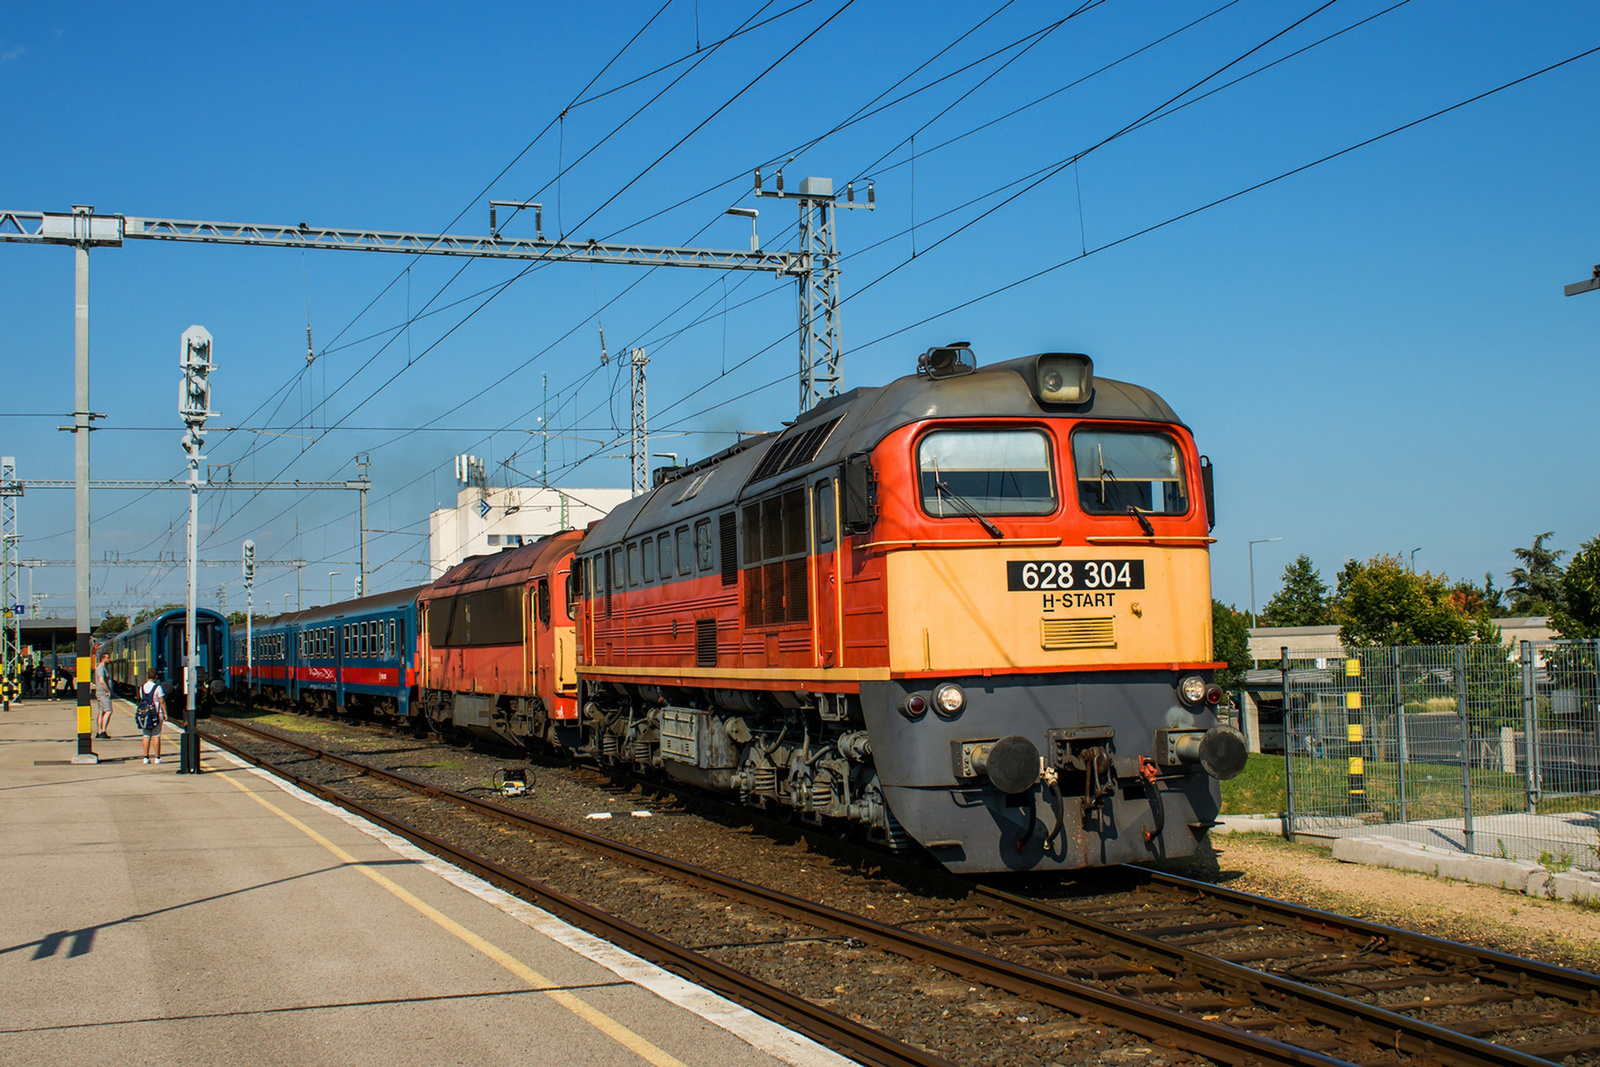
[1329, 834, 1588, 900]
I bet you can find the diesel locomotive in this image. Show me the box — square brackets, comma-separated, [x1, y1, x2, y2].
[226, 343, 1244, 873]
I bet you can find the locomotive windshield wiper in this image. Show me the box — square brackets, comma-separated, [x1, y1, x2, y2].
[934, 480, 1004, 539]
[1095, 448, 1156, 537]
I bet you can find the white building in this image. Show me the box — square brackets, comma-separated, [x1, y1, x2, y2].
[428, 482, 633, 577]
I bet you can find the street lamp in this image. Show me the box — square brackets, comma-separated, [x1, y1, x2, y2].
[1248, 537, 1283, 626]
[328, 571, 341, 605]
[1409, 547, 1422, 573]
[1564, 264, 1600, 297]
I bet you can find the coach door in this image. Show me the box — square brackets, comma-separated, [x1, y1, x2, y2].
[813, 478, 840, 667]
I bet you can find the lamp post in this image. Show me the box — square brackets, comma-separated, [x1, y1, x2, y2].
[328, 572, 341, 606]
[1409, 547, 1422, 573]
[1248, 537, 1283, 626]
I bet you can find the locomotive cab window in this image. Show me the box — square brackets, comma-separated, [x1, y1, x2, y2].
[917, 429, 1057, 516]
[1071, 430, 1188, 516]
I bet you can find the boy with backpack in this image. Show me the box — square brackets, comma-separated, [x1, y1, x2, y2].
[136, 670, 166, 764]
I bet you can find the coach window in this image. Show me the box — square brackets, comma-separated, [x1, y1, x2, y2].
[917, 429, 1057, 517]
[342, 625, 350, 657]
[1071, 429, 1188, 516]
[642, 538, 655, 583]
[675, 526, 692, 575]
[816, 480, 835, 547]
[694, 519, 712, 571]
[627, 541, 641, 586]
[387, 620, 395, 657]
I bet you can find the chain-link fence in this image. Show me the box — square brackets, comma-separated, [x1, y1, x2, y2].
[1280, 640, 1600, 872]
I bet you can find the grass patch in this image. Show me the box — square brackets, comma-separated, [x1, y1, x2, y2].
[235, 711, 340, 735]
[1220, 754, 1286, 815]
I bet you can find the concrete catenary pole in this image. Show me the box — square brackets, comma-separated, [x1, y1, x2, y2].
[72, 207, 96, 763]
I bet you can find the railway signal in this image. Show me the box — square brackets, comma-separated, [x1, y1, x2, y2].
[243, 539, 255, 703]
[178, 326, 215, 775]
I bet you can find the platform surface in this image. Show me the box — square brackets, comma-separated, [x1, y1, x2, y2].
[0, 697, 843, 1067]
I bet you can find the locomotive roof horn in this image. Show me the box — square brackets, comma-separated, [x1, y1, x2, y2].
[917, 341, 976, 380]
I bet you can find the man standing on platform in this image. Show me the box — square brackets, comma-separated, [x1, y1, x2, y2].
[137, 670, 166, 764]
[94, 653, 113, 738]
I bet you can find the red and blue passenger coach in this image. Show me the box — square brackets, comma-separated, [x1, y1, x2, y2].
[573, 345, 1245, 872]
[234, 588, 421, 717]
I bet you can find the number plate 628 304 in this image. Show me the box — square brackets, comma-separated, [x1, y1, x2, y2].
[1006, 559, 1145, 591]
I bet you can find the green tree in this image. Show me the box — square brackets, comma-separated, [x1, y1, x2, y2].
[1507, 531, 1565, 616]
[1259, 554, 1331, 626]
[1552, 534, 1600, 639]
[226, 610, 250, 626]
[133, 603, 184, 625]
[1211, 600, 1252, 691]
[93, 613, 129, 637]
[1334, 554, 1501, 646]
[1450, 573, 1507, 619]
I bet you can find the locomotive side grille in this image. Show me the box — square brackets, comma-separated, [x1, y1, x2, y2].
[695, 618, 717, 666]
[748, 416, 841, 483]
[719, 512, 738, 587]
[1040, 617, 1116, 650]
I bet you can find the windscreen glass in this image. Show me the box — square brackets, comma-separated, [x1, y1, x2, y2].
[1071, 430, 1188, 515]
[917, 429, 1056, 517]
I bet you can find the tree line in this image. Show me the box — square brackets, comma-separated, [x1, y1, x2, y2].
[1252, 530, 1600, 643]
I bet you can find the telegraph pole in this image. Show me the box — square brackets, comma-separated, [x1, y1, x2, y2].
[629, 348, 649, 496]
[178, 326, 215, 775]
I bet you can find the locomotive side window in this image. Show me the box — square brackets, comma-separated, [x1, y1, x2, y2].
[676, 526, 692, 575]
[627, 542, 640, 587]
[917, 429, 1057, 516]
[695, 519, 712, 572]
[1071, 430, 1188, 516]
[642, 538, 655, 583]
[659, 531, 675, 579]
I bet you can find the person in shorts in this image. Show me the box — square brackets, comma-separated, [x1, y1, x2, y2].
[137, 670, 166, 764]
[94, 653, 114, 738]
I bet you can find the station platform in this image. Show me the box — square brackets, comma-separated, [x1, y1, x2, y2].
[0, 698, 848, 1067]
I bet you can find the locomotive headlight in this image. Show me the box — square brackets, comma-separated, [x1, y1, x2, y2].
[932, 682, 966, 716]
[1178, 674, 1207, 706]
[1034, 353, 1093, 405]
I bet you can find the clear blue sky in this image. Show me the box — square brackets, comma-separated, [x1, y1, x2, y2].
[2, 0, 1596, 620]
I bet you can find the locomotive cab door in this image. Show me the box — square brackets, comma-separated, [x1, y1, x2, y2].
[532, 577, 552, 701]
[553, 567, 575, 696]
[813, 478, 841, 667]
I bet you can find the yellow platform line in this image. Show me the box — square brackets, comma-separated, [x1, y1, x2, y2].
[217, 771, 688, 1067]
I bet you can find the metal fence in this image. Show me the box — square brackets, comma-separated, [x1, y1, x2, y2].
[1280, 640, 1600, 872]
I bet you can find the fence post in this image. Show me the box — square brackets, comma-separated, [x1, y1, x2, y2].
[1281, 646, 1294, 842]
[1521, 640, 1539, 813]
[1456, 645, 1474, 854]
[1345, 654, 1366, 815]
[1393, 646, 1408, 824]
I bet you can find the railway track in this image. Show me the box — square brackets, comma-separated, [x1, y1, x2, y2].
[200, 712, 1600, 1065]
[201, 715, 1347, 1067]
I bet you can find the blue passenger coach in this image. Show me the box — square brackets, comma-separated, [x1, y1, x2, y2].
[104, 607, 230, 713]
[234, 587, 422, 717]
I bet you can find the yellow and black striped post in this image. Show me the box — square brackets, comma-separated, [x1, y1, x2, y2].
[76, 634, 95, 757]
[1345, 656, 1364, 811]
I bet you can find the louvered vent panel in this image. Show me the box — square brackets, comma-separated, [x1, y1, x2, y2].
[748, 417, 841, 482]
[1040, 617, 1117, 651]
[695, 618, 718, 667]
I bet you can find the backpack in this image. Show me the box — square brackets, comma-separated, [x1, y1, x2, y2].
[135, 683, 158, 729]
